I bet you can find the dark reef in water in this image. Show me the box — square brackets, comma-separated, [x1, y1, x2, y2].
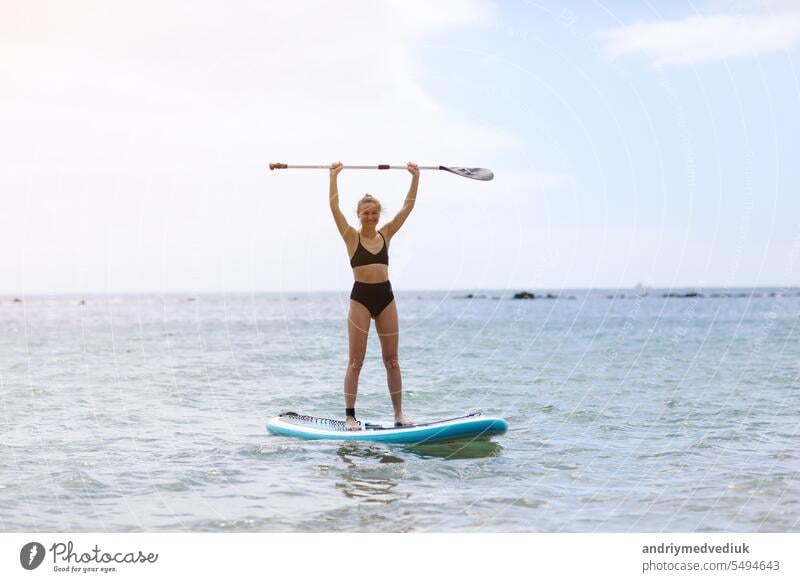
[504, 289, 790, 301]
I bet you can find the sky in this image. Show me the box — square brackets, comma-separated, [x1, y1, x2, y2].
[1, 0, 799, 294]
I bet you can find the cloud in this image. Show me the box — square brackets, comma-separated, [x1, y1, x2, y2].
[0, 0, 520, 182]
[596, 9, 800, 65]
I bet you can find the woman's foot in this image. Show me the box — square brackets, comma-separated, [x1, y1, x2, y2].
[394, 414, 414, 427]
[345, 416, 361, 431]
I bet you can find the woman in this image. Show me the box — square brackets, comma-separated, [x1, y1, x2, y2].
[329, 160, 419, 431]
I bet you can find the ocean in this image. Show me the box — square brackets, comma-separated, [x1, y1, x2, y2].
[1, 288, 798, 532]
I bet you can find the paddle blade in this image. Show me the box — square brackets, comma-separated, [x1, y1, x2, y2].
[439, 166, 494, 181]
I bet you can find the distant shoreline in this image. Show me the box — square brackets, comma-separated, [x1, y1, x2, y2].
[3, 286, 800, 306]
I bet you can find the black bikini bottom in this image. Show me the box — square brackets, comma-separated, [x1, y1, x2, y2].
[350, 281, 394, 318]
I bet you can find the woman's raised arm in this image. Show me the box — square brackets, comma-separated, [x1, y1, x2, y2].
[382, 162, 419, 240]
[329, 161, 353, 240]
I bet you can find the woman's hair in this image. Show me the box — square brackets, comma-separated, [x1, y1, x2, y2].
[356, 194, 382, 215]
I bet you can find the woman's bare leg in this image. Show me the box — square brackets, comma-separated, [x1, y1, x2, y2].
[375, 300, 411, 426]
[345, 300, 371, 430]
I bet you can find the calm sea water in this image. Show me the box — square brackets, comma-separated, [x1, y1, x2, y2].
[1, 288, 798, 532]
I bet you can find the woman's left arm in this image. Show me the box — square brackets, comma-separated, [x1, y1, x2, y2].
[382, 162, 419, 240]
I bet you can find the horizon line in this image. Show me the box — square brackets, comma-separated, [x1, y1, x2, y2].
[2, 284, 799, 297]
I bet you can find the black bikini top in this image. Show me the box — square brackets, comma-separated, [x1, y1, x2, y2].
[350, 232, 389, 268]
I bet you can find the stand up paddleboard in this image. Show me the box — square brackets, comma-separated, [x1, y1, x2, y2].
[266, 411, 508, 445]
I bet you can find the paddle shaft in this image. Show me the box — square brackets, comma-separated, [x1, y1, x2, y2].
[268, 162, 494, 181]
[270, 163, 435, 171]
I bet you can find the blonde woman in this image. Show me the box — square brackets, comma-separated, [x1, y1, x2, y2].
[329, 161, 419, 430]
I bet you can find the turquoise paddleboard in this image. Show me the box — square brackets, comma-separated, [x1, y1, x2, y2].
[266, 411, 508, 444]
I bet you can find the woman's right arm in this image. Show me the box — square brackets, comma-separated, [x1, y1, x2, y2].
[329, 162, 353, 241]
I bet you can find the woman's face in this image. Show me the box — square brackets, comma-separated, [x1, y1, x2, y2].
[358, 203, 380, 227]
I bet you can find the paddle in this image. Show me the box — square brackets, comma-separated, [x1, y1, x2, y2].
[268, 163, 494, 181]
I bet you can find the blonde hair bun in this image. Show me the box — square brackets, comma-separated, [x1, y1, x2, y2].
[356, 194, 383, 215]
